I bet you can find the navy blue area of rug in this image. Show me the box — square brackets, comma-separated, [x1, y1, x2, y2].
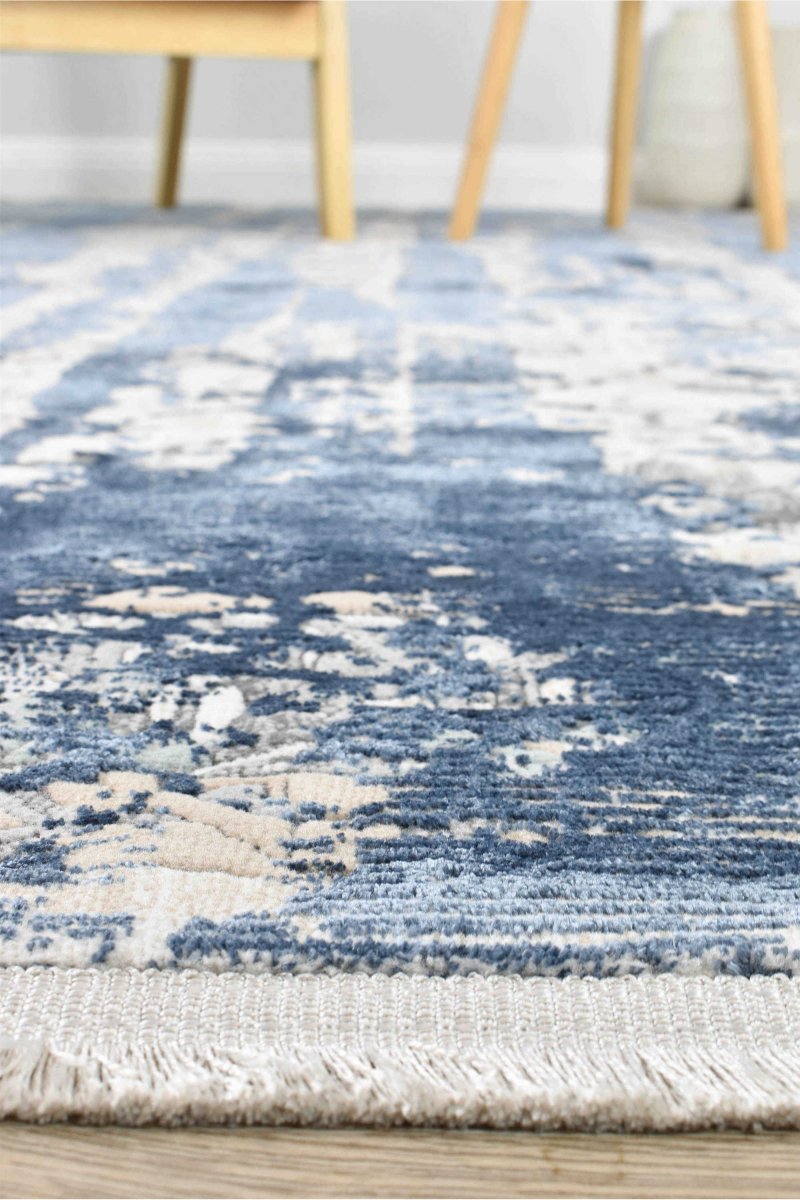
[0, 207, 798, 978]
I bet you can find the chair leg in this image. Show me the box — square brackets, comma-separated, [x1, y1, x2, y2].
[734, 0, 788, 251]
[606, 0, 643, 229]
[156, 56, 192, 209]
[312, 0, 355, 240]
[449, 0, 530, 241]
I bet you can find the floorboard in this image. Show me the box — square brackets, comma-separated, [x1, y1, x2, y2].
[1, 1125, 799, 1199]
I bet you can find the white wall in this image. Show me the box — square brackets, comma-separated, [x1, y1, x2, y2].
[1, 1, 799, 209]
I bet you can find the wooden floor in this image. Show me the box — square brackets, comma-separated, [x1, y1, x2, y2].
[1, 1125, 799, 1199]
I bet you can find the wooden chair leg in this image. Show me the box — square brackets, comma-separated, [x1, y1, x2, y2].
[606, 0, 643, 229]
[312, 0, 355, 240]
[449, 0, 530, 241]
[156, 55, 192, 208]
[734, 0, 788, 251]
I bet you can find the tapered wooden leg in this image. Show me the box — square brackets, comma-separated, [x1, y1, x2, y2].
[156, 56, 192, 208]
[449, 0, 530, 240]
[606, 1, 643, 229]
[312, 0, 355, 240]
[734, 0, 788, 251]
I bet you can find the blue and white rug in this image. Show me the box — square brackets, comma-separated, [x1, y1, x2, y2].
[0, 208, 798, 1127]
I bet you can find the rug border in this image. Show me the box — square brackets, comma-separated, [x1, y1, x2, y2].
[1, 968, 799, 1130]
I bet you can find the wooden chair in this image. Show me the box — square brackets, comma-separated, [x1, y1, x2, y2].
[0, 0, 355, 239]
[449, 0, 788, 251]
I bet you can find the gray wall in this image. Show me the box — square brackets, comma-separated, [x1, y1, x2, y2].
[2, 1, 799, 208]
[8, 0, 796, 147]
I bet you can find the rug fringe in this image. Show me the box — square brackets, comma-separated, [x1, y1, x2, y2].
[1, 969, 799, 1129]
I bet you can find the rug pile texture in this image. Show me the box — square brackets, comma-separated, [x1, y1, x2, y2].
[0, 208, 798, 1128]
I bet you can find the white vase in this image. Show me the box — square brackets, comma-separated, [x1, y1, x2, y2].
[637, 7, 749, 209]
[770, 27, 800, 206]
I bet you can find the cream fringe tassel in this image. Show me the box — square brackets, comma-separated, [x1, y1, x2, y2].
[1, 968, 798, 1129]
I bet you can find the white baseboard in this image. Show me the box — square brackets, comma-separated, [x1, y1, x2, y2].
[0, 136, 607, 211]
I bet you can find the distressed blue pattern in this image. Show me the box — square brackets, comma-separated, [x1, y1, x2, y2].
[0, 207, 798, 977]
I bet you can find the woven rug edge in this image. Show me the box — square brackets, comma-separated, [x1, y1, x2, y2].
[1, 969, 798, 1130]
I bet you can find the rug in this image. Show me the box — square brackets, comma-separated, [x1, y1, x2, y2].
[0, 207, 798, 1128]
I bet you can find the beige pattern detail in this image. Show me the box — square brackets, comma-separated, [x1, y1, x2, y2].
[0, 770, 404, 969]
[302, 590, 395, 615]
[151, 822, 273, 878]
[47, 771, 159, 810]
[427, 565, 476, 578]
[85, 588, 273, 617]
